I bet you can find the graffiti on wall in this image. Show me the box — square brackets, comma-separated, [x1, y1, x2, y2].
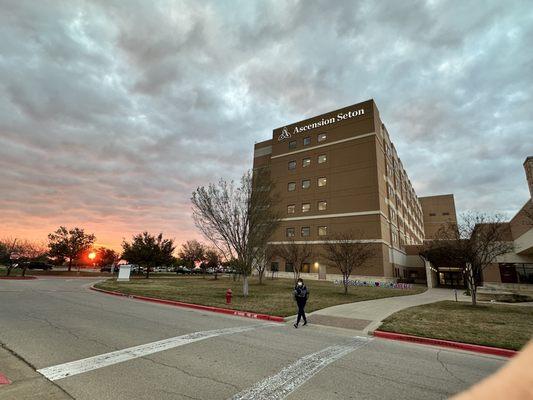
[333, 279, 413, 290]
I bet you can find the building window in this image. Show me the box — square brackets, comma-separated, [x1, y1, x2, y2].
[302, 203, 310, 213]
[318, 154, 327, 164]
[289, 140, 297, 149]
[443, 212, 450, 216]
[286, 228, 295, 238]
[318, 200, 327, 211]
[303, 137, 311, 146]
[285, 262, 294, 272]
[288, 160, 296, 170]
[302, 179, 310, 189]
[318, 226, 327, 236]
[318, 177, 327, 187]
[429, 213, 436, 216]
[302, 158, 311, 167]
[301, 227, 310, 237]
[287, 204, 295, 214]
[287, 182, 296, 192]
[318, 133, 327, 142]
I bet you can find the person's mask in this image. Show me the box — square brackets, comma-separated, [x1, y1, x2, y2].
[297, 282, 303, 286]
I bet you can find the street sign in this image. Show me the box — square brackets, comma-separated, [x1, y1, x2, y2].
[117, 265, 131, 282]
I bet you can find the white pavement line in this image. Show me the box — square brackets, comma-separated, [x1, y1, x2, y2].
[230, 336, 371, 400]
[38, 324, 277, 381]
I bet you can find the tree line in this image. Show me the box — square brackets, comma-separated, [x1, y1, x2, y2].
[0, 229, 224, 279]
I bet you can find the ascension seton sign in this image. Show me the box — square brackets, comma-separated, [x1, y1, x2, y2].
[278, 107, 365, 141]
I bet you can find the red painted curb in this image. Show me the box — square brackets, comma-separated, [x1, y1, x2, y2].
[0, 276, 37, 280]
[0, 373, 11, 385]
[373, 330, 518, 358]
[90, 286, 285, 323]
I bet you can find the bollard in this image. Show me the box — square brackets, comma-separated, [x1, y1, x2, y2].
[226, 288, 232, 304]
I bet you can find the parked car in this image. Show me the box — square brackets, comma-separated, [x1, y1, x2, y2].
[100, 265, 115, 273]
[19, 261, 53, 270]
[129, 264, 143, 274]
[176, 266, 191, 274]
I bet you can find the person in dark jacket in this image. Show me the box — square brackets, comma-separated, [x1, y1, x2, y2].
[293, 278, 309, 328]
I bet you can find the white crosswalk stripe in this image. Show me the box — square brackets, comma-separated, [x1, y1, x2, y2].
[230, 336, 371, 400]
[38, 323, 277, 381]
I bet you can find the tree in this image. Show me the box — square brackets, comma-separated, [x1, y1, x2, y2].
[18, 240, 48, 277]
[47, 227, 96, 272]
[273, 240, 314, 284]
[254, 244, 276, 284]
[191, 168, 281, 296]
[122, 232, 176, 279]
[424, 213, 514, 306]
[322, 231, 376, 294]
[178, 240, 205, 269]
[95, 247, 120, 268]
[0, 237, 23, 276]
[205, 247, 221, 279]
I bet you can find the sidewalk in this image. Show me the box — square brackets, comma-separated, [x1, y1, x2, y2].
[310, 288, 464, 333]
[0, 344, 72, 400]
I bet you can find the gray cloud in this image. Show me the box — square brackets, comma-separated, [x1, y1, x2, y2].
[0, 0, 532, 248]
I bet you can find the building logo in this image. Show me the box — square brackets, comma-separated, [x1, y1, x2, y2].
[277, 107, 365, 141]
[278, 126, 291, 141]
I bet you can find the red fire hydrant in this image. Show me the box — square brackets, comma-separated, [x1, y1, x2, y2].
[226, 288, 232, 304]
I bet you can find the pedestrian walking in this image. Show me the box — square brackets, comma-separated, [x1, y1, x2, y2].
[293, 278, 309, 328]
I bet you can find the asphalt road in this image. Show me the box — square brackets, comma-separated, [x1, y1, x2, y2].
[0, 278, 507, 400]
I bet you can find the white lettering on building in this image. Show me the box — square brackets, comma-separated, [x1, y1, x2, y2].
[278, 108, 365, 141]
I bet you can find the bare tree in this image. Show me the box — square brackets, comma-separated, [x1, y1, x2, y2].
[18, 240, 48, 277]
[254, 244, 275, 284]
[0, 237, 23, 276]
[191, 168, 281, 296]
[322, 232, 376, 294]
[273, 240, 314, 283]
[425, 213, 514, 306]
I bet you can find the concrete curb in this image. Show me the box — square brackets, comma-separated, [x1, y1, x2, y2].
[373, 330, 518, 358]
[90, 286, 286, 323]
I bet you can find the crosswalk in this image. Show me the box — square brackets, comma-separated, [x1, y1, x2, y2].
[230, 337, 371, 400]
[36, 323, 370, 399]
[38, 324, 278, 381]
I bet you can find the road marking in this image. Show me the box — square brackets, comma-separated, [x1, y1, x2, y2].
[0, 372, 11, 385]
[230, 336, 371, 400]
[38, 324, 277, 381]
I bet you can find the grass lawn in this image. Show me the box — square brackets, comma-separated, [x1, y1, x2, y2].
[379, 300, 533, 350]
[94, 275, 426, 317]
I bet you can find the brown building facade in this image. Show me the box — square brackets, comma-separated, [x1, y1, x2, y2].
[481, 157, 533, 290]
[253, 99, 431, 281]
[419, 194, 457, 239]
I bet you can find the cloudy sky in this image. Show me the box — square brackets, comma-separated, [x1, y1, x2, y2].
[1, 0, 532, 250]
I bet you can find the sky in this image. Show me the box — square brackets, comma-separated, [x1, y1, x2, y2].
[1, 0, 532, 251]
